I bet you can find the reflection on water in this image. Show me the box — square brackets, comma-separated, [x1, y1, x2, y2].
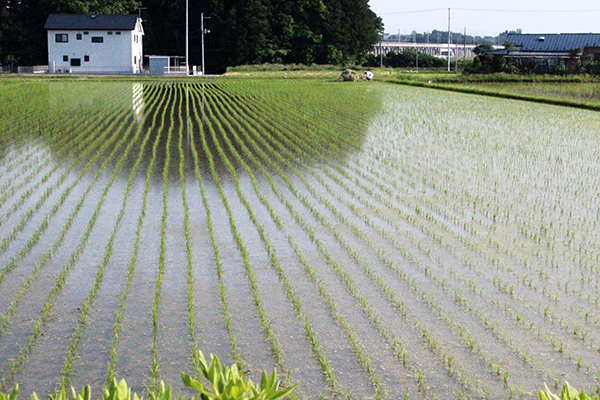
[32, 80, 381, 186]
[132, 83, 144, 123]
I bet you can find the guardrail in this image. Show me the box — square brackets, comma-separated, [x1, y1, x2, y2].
[164, 66, 188, 75]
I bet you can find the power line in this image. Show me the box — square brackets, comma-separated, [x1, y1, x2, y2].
[454, 8, 600, 13]
[381, 8, 600, 15]
[381, 8, 446, 15]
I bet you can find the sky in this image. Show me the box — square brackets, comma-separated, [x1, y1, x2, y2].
[369, 0, 600, 38]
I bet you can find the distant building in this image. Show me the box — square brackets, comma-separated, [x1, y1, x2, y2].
[45, 14, 144, 74]
[488, 33, 600, 71]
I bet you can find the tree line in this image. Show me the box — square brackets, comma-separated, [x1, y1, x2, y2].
[0, 0, 382, 73]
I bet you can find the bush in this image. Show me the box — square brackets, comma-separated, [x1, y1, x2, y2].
[182, 351, 294, 400]
[0, 353, 293, 400]
[540, 382, 600, 400]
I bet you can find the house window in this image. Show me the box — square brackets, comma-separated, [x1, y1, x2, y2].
[134, 35, 138, 43]
[55, 34, 68, 43]
[70, 58, 81, 66]
[134, 56, 137, 64]
[76, 33, 82, 40]
[63, 55, 68, 62]
[84, 31, 89, 35]
[84, 55, 90, 62]
[116, 31, 121, 35]
[91, 37, 103, 43]
[107, 31, 113, 35]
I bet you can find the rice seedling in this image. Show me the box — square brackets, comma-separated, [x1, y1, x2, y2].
[3, 78, 600, 399]
[203, 84, 450, 399]
[105, 84, 168, 384]
[148, 83, 177, 394]
[187, 84, 244, 373]
[0, 84, 146, 389]
[58, 84, 165, 391]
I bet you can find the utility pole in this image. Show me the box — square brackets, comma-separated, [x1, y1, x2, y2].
[380, 30, 383, 68]
[447, 8, 451, 72]
[201, 13, 211, 75]
[185, 0, 189, 74]
[416, 51, 419, 72]
[464, 27, 467, 59]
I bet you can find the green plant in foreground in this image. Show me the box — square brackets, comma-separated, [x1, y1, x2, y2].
[0, 384, 18, 400]
[31, 385, 92, 400]
[182, 352, 294, 400]
[540, 382, 600, 400]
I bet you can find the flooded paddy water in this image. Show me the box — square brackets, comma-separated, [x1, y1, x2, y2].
[1, 77, 600, 399]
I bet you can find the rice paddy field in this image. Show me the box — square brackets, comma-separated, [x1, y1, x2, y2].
[452, 81, 600, 104]
[2, 77, 600, 400]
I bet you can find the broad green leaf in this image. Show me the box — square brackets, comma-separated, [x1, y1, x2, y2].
[181, 373, 206, 394]
[9, 385, 18, 400]
[266, 386, 295, 400]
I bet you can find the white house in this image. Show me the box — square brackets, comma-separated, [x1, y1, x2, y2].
[45, 14, 144, 74]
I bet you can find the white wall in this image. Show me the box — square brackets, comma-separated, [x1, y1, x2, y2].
[48, 22, 143, 73]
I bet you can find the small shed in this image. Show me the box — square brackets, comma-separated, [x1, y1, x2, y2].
[146, 55, 185, 75]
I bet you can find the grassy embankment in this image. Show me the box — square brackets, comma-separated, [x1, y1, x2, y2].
[222, 66, 600, 110]
[392, 72, 600, 110]
[5, 65, 600, 110]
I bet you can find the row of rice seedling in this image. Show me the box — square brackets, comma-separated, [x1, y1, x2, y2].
[0, 83, 156, 391]
[269, 104, 543, 392]
[201, 89, 291, 377]
[3, 79, 599, 399]
[197, 84, 349, 399]
[176, 87, 203, 382]
[201, 82, 431, 399]
[105, 85, 169, 386]
[0, 99, 141, 322]
[0, 85, 135, 266]
[318, 87, 600, 394]
[187, 84, 250, 375]
[56, 84, 165, 392]
[148, 82, 177, 394]
[0, 83, 49, 163]
[218, 81, 596, 396]
[218, 83, 492, 398]
[169, 81, 600, 396]
[186, 87, 244, 377]
[318, 88, 596, 390]
[360, 96, 600, 312]
[0, 83, 126, 207]
[195, 87, 289, 377]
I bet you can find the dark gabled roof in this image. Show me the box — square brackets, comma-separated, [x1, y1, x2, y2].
[507, 33, 600, 52]
[44, 14, 138, 31]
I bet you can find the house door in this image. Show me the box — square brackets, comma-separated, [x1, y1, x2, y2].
[70, 58, 81, 66]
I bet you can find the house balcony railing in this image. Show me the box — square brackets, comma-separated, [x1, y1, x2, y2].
[17, 65, 49, 74]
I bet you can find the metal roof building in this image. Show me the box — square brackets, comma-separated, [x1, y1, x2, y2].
[44, 14, 139, 31]
[483, 33, 600, 72]
[506, 33, 600, 52]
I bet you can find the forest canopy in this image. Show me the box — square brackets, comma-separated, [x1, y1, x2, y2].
[0, 0, 382, 72]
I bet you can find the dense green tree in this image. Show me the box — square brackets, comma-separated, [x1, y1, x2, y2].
[0, 0, 140, 67]
[473, 43, 494, 56]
